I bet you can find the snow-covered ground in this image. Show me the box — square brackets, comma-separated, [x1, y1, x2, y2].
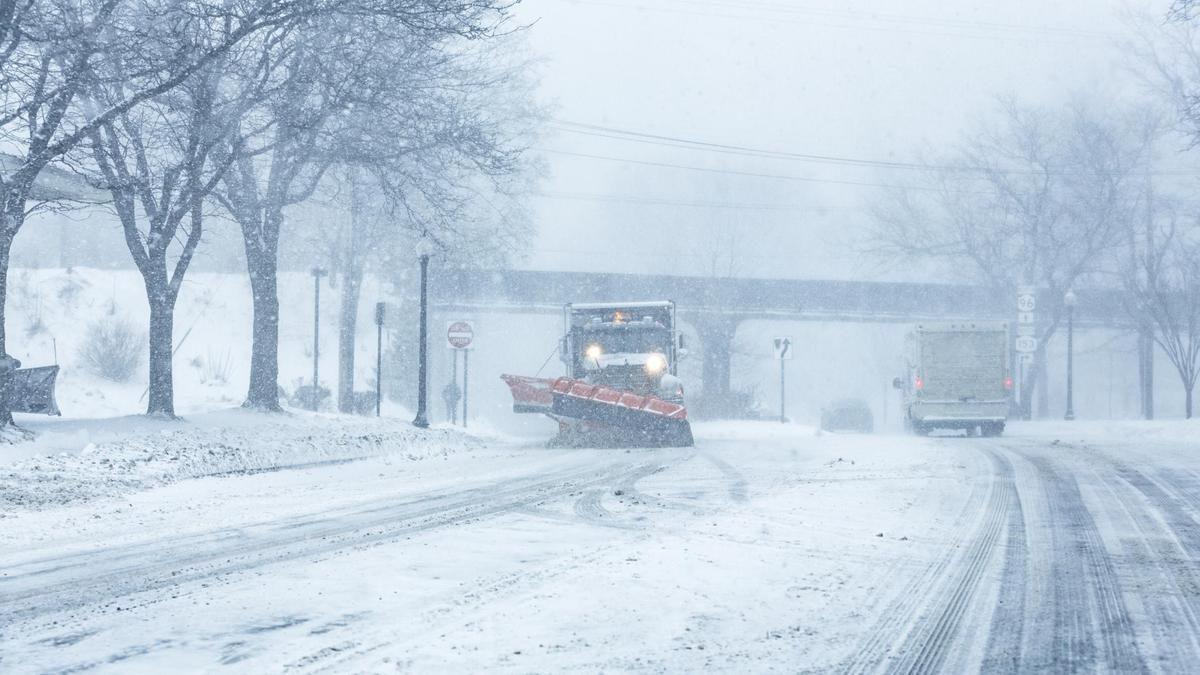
[5, 417, 1200, 673]
[0, 410, 479, 511]
[1, 267, 394, 422]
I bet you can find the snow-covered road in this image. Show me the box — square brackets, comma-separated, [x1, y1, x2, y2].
[4, 422, 1200, 673]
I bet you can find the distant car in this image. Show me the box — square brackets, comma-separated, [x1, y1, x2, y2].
[821, 398, 874, 433]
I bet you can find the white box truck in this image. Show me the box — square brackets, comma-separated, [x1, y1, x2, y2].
[893, 322, 1012, 436]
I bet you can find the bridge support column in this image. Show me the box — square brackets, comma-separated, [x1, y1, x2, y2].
[693, 315, 740, 419]
[1139, 324, 1154, 420]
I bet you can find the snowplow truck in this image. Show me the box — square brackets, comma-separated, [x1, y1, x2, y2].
[502, 301, 694, 448]
[893, 322, 1012, 437]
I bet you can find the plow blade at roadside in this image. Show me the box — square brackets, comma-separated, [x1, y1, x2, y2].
[501, 374, 694, 448]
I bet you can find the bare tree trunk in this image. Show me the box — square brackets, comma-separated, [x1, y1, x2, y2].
[0, 223, 12, 358]
[337, 173, 366, 413]
[146, 283, 175, 417]
[0, 224, 14, 426]
[1139, 325, 1155, 420]
[696, 317, 737, 418]
[1187, 385, 1194, 420]
[1035, 354, 1049, 419]
[244, 212, 282, 411]
[337, 268, 363, 412]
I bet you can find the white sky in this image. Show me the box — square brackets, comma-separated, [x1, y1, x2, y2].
[513, 0, 1167, 281]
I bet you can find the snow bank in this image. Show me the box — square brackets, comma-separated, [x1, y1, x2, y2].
[0, 409, 481, 512]
[1006, 418, 1200, 444]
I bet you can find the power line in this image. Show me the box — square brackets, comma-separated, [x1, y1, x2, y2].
[535, 146, 972, 192]
[549, 120, 941, 171]
[560, 0, 1118, 45]
[536, 189, 864, 211]
[549, 120, 1200, 178]
[528, 245, 809, 263]
[665, 0, 1116, 41]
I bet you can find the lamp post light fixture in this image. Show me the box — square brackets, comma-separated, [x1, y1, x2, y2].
[1064, 288, 1077, 421]
[412, 236, 434, 429]
[310, 267, 328, 411]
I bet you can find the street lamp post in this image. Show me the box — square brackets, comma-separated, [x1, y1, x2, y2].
[412, 238, 433, 429]
[1064, 289, 1077, 421]
[310, 268, 328, 411]
[375, 302, 385, 417]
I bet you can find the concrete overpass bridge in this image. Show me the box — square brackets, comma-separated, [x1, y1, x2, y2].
[431, 268, 1132, 413]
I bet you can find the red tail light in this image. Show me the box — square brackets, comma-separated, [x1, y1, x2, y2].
[914, 376, 924, 391]
[1003, 376, 1013, 391]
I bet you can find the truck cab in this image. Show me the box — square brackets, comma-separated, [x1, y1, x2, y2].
[560, 301, 685, 403]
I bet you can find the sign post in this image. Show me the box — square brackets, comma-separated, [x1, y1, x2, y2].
[1015, 285, 1037, 418]
[446, 321, 475, 427]
[773, 336, 793, 424]
[463, 349, 470, 428]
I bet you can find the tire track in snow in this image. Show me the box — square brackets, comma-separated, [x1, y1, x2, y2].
[1093, 466, 1200, 668]
[698, 452, 748, 502]
[886, 448, 1016, 675]
[1019, 453, 1146, 674]
[1154, 469, 1200, 519]
[572, 462, 669, 530]
[290, 545, 617, 673]
[838, 445, 997, 675]
[979, 449, 1028, 671]
[0, 461, 656, 627]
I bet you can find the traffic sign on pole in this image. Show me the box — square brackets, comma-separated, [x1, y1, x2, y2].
[446, 320, 474, 350]
[773, 337, 793, 424]
[1015, 336, 1038, 353]
[773, 337, 793, 360]
[1017, 285, 1037, 313]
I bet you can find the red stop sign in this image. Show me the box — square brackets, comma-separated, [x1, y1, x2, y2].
[447, 321, 474, 349]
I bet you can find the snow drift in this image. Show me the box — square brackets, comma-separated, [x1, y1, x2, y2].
[0, 410, 481, 512]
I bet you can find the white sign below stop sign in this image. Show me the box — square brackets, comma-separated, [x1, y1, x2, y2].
[446, 320, 474, 349]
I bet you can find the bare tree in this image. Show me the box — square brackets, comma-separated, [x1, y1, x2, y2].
[0, 0, 323, 423]
[327, 40, 538, 413]
[81, 25, 280, 416]
[217, 2, 524, 411]
[870, 97, 1151, 417]
[1124, 191, 1200, 418]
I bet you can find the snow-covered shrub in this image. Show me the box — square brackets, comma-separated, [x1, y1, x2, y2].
[201, 348, 232, 384]
[80, 316, 143, 382]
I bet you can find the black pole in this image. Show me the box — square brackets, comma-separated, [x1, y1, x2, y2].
[450, 350, 458, 425]
[375, 302, 385, 417]
[311, 268, 326, 411]
[780, 358, 786, 424]
[1065, 304, 1075, 421]
[463, 348, 469, 428]
[413, 254, 430, 428]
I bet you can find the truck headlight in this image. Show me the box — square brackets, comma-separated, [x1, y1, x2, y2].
[585, 344, 602, 360]
[645, 354, 666, 374]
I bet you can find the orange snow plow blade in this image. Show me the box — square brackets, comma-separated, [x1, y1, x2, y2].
[501, 374, 693, 448]
[501, 374, 556, 414]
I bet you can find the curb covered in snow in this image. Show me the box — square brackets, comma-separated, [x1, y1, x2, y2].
[0, 411, 482, 512]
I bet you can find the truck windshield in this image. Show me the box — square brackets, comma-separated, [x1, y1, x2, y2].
[580, 325, 670, 355]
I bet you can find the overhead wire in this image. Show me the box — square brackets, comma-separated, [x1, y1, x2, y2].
[559, 0, 1119, 45]
[546, 121, 1200, 178]
[660, 0, 1116, 41]
[535, 189, 864, 211]
[535, 147, 951, 191]
[548, 120, 945, 171]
